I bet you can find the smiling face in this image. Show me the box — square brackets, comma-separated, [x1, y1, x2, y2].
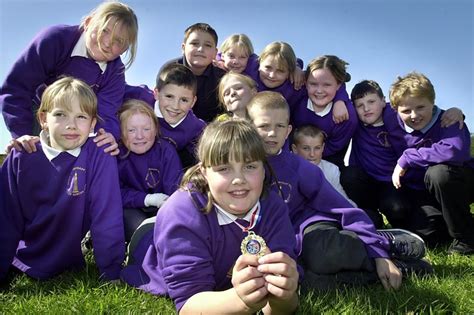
[306, 68, 341, 110]
[249, 107, 292, 156]
[84, 17, 129, 63]
[123, 112, 157, 154]
[222, 46, 249, 73]
[353, 92, 386, 125]
[39, 98, 96, 151]
[258, 55, 289, 89]
[396, 96, 434, 130]
[182, 30, 217, 75]
[155, 84, 196, 125]
[221, 76, 256, 118]
[202, 159, 264, 217]
[292, 134, 324, 165]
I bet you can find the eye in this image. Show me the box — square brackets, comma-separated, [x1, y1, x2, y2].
[214, 165, 229, 173]
[53, 112, 66, 117]
[77, 114, 89, 120]
[245, 162, 258, 170]
[165, 94, 174, 99]
[127, 128, 135, 133]
[180, 97, 189, 103]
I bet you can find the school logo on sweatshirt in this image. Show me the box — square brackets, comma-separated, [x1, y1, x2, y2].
[415, 138, 433, 149]
[163, 137, 178, 149]
[271, 181, 292, 203]
[377, 131, 391, 148]
[146, 168, 161, 188]
[67, 167, 86, 196]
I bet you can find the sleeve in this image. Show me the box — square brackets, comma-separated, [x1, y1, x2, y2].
[0, 152, 24, 280]
[333, 83, 350, 105]
[243, 53, 259, 77]
[120, 184, 147, 208]
[155, 192, 217, 311]
[0, 26, 69, 138]
[95, 61, 126, 140]
[88, 150, 125, 280]
[161, 144, 183, 195]
[299, 161, 389, 258]
[323, 104, 358, 156]
[397, 124, 471, 169]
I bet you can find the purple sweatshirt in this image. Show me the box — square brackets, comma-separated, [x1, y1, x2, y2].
[291, 93, 358, 157]
[120, 188, 297, 311]
[124, 84, 206, 154]
[118, 139, 183, 208]
[0, 139, 125, 281]
[384, 106, 473, 189]
[349, 106, 398, 182]
[0, 25, 126, 139]
[267, 150, 389, 258]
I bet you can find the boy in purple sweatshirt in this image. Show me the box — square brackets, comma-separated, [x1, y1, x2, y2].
[0, 77, 124, 284]
[247, 91, 432, 291]
[124, 63, 206, 168]
[386, 72, 474, 255]
[0, 2, 138, 148]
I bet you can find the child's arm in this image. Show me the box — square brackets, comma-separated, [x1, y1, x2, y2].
[374, 258, 402, 291]
[89, 150, 125, 281]
[332, 83, 350, 123]
[181, 254, 268, 314]
[258, 252, 299, 315]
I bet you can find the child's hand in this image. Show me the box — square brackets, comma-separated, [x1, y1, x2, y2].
[332, 100, 349, 124]
[213, 59, 226, 71]
[375, 258, 402, 291]
[257, 252, 298, 300]
[232, 254, 268, 312]
[289, 67, 305, 90]
[441, 107, 464, 129]
[5, 135, 40, 154]
[391, 164, 406, 189]
[93, 128, 119, 156]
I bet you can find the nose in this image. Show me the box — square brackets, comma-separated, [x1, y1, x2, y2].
[268, 71, 275, 78]
[230, 89, 237, 97]
[136, 129, 144, 139]
[232, 170, 247, 185]
[65, 118, 77, 130]
[309, 149, 316, 157]
[363, 104, 370, 112]
[410, 111, 418, 119]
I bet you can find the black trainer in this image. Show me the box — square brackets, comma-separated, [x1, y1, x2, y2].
[377, 229, 426, 260]
[447, 239, 474, 255]
[392, 258, 434, 277]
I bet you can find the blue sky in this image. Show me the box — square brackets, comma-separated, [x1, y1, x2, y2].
[1, 0, 472, 150]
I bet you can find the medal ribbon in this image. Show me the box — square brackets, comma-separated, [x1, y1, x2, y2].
[217, 202, 261, 233]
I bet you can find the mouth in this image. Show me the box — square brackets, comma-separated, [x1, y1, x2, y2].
[63, 134, 80, 140]
[166, 109, 182, 118]
[228, 190, 249, 198]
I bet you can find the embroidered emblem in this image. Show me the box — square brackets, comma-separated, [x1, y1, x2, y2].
[145, 168, 161, 188]
[271, 181, 292, 203]
[377, 131, 391, 148]
[67, 167, 86, 196]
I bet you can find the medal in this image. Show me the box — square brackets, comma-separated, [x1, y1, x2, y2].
[215, 202, 267, 258]
[241, 231, 267, 258]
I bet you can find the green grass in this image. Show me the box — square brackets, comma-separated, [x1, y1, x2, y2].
[0, 140, 473, 313]
[0, 247, 473, 314]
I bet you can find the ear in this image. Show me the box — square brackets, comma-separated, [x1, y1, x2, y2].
[190, 95, 197, 109]
[291, 143, 297, 153]
[285, 124, 293, 140]
[38, 112, 48, 130]
[153, 88, 160, 101]
[90, 118, 97, 133]
[199, 163, 208, 180]
[83, 16, 93, 30]
[181, 42, 186, 54]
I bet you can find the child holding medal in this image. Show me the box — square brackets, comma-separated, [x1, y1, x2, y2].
[121, 119, 299, 314]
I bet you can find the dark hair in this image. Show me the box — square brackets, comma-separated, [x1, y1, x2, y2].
[184, 22, 218, 46]
[156, 63, 197, 94]
[351, 80, 384, 102]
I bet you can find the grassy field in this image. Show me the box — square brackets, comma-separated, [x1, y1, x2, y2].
[0, 141, 473, 314]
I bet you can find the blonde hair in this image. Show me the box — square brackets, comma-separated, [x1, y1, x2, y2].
[37, 77, 97, 122]
[247, 91, 290, 122]
[259, 41, 296, 75]
[181, 120, 267, 213]
[306, 55, 349, 84]
[389, 72, 435, 109]
[220, 34, 254, 57]
[217, 72, 257, 108]
[80, 1, 138, 69]
[118, 99, 159, 157]
[293, 124, 326, 146]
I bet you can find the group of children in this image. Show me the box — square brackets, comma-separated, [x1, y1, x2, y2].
[1, 1, 473, 313]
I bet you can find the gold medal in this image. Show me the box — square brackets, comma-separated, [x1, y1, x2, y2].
[241, 231, 267, 258]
